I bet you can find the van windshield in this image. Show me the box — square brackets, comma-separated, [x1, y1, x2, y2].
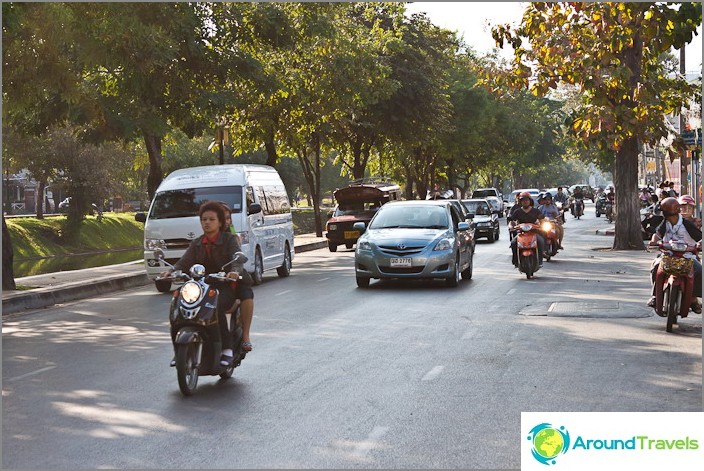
[334, 201, 381, 216]
[149, 186, 243, 219]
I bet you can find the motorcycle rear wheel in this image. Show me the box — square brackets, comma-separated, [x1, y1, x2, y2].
[176, 343, 199, 396]
[666, 285, 680, 333]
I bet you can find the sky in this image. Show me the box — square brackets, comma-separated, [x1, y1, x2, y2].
[404, 2, 703, 73]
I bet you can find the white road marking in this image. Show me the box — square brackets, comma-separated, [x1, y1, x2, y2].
[318, 277, 330, 281]
[421, 365, 445, 381]
[462, 328, 477, 340]
[351, 426, 390, 459]
[506, 288, 516, 295]
[275, 290, 292, 296]
[7, 366, 56, 382]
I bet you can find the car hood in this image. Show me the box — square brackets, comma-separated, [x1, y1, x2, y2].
[362, 228, 449, 245]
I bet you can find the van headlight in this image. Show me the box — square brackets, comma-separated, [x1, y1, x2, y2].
[327, 223, 337, 231]
[434, 238, 452, 251]
[145, 239, 166, 250]
[180, 281, 202, 304]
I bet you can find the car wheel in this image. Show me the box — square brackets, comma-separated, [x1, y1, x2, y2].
[345, 243, 354, 249]
[461, 251, 473, 280]
[446, 256, 460, 287]
[328, 241, 338, 252]
[494, 228, 500, 241]
[356, 275, 370, 288]
[276, 244, 291, 277]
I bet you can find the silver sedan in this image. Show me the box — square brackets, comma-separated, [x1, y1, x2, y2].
[354, 200, 475, 288]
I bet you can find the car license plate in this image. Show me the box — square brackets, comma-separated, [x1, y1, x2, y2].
[344, 230, 360, 239]
[390, 258, 412, 268]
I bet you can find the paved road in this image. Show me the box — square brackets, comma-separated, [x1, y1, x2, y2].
[2, 204, 701, 469]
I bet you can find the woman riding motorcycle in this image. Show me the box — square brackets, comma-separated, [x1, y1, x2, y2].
[678, 194, 701, 229]
[508, 192, 546, 268]
[161, 201, 255, 367]
[646, 197, 702, 313]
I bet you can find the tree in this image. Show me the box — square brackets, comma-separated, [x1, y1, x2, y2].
[2, 216, 16, 290]
[493, 2, 701, 249]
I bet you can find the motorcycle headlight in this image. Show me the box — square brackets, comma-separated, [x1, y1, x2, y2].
[541, 221, 553, 231]
[434, 238, 453, 251]
[670, 242, 688, 252]
[520, 224, 533, 232]
[145, 238, 166, 250]
[180, 281, 202, 304]
[327, 223, 338, 231]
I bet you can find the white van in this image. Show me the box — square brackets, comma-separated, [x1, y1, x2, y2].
[135, 164, 294, 292]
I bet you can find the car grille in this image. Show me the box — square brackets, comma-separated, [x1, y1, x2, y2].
[164, 238, 194, 250]
[378, 244, 426, 256]
[379, 266, 424, 274]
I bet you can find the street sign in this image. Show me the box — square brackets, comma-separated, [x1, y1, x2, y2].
[682, 129, 702, 147]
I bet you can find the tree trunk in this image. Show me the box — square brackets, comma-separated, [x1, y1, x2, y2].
[613, 136, 645, 250]
[264, 136, 278, 168]
[2, 215, 17, 290]
[145, 133, 164, 201]
[35, 180, 46, 220]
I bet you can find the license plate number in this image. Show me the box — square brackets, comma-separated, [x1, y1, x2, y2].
[390, 258, 412, 268]
[344, 231, 360, 239]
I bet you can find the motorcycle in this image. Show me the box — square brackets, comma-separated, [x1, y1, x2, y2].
[155, 249, 249, 396]
[651, 241, 700, 333]
[605, 199, 615, 223]
[595, 194, 606, 217]
[572, 197, 584, 219]
[555, 201, 567, 224]
[541, 218, 560, 262]
[640, 204, 662, 241]
[514, 222, 542, 279]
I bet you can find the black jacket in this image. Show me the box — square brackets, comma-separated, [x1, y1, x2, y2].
[174, 231, 252, 285]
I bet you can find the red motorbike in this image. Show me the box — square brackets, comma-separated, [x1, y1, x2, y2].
[514, 222, 542, 279]
[652, 240, 700, 332]
[541, 218, 560, 262]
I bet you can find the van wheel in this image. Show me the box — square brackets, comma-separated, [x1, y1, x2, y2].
[155, 279, 172, 293]
[252, 249, 264, 285]
[328, 241, 338, 252]
[277, 245, 291, 277]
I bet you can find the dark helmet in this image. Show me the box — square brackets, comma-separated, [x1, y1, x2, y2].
[519, 191, 534, 205]
[543, 192, 553, 200]
[660, 197, 681, 217]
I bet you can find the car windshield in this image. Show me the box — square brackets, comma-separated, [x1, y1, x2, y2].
[472, 189, 496, 198]
[149, 186, 243, 219]
[370, 205, 449, 229]
[461, 201, 490, 215]
[334, 201, 381, 216]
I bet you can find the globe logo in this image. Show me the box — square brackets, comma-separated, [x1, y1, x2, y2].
[527, 423, 570, 465]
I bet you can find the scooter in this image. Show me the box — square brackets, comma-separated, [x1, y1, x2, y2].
[605, 200, 615, 223]
[514, 222, 542, 279]
[573, 197, 584, 219]
[652, 241, 700, 333]
[595, 194, 606, 217]
[541, 218, 560, 262]
[155, 249, 248, 396]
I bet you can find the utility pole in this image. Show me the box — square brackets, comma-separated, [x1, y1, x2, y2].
[679, 47, 689, 196]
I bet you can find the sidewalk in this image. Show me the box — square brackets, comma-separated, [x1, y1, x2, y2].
[1, 233, 328, 316]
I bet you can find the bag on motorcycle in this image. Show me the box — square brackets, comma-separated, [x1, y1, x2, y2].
[661, 255, 693, 276]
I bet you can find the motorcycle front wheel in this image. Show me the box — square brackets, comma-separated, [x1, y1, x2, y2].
[176, 343, 200, 396]
[666, 285, 680, 333]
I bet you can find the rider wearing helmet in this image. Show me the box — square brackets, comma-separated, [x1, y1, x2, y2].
[538, 192, 564, 249]
[678, 194, 701, 229]
[508, 192, 546, 268]
[647, 197, 702, 312]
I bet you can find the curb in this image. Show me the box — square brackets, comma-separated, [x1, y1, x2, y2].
[2, 240, 329, 316]
[595, 228, 615, 236]
[2, 273, 150, 315]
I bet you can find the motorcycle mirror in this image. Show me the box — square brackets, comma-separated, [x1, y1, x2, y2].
[154, 248, 165, 261]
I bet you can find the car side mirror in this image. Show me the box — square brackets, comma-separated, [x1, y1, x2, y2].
[135, 212, 146, 223]
[353, 222, 366, 231]
[458, 221, 470, 231]
[248, 203, 262, 215]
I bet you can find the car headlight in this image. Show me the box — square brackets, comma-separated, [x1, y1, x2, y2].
[180, 281, 202, 304]
[145, 238, 166, 250]
[357, 240, 371, 251]
[434, 238, 453, 251]
[327, 223, 338, 231]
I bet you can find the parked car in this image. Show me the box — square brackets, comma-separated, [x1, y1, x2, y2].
[462, 198, 500, 242]
[484, 196, 504, 216]
[353, 200, 475, 288]
[447, 199, 473, 223]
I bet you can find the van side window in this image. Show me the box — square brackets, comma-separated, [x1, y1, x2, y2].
[246, 187, 256, 213]
[255, 186, 271, 215]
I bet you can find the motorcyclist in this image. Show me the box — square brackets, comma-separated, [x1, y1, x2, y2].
[538, 192, 564, 249]
[160, 201, 253, 368]
[571, 186, 584, 216]
[554, 187, 569, 205]
[646, 197, 702, 313]
[678, 194, 701, 229]
[508, 192, 546, 268]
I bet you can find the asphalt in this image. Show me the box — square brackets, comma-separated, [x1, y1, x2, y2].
[1, 233, 328, 316]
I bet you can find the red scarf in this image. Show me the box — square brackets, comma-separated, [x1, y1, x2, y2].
[201, 233, 220, 259]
